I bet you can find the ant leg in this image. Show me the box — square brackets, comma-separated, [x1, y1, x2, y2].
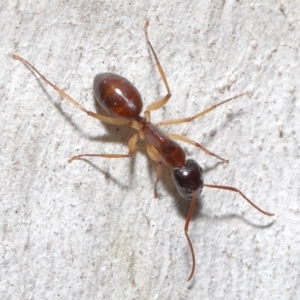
[144, 21, 171, 120]
[12, 54, 137, 127]
[146, 144, 163, 198]
[167, 133, 229, 163]
[156, 92, 251, 127]
[68, 132, 140, 162]
[204, 184, 275, 216]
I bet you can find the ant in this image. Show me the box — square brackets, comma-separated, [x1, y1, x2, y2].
[12, 21, 274, 282]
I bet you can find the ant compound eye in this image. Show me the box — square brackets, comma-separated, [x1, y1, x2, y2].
[172, 159, 204, 200]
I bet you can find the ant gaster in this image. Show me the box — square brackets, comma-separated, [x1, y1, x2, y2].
[12, 21, 274, 281]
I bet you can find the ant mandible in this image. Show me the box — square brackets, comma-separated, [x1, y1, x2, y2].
[12, 21, 274, 282]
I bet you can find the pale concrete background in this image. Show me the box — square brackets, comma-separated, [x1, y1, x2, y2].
[1, 1, 299, 299]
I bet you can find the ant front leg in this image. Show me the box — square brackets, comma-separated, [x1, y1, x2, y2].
[167, 133, 229, 163]
[144, 21, 171, 122]
[146, 144, 163, 198]
[68, 132, 141, 162]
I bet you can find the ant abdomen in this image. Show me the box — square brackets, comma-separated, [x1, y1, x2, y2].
[93, 73, 143, 119]
[172, 159, 204, 201]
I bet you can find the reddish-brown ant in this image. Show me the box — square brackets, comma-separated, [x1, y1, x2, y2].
[12, 21, 274, 281]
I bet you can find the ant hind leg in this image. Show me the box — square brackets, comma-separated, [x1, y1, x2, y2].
[12, 54, 131, 126]
[144, 21, 171, 121]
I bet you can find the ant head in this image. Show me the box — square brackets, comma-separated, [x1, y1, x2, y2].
[172, 159, 204, 201]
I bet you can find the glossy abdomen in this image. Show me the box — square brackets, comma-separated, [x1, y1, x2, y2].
[93, 73, 143, 119]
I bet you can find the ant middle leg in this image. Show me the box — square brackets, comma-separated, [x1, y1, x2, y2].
[68, 132, 141, 162]
[144, 21, 171, 120]
[156, 92, 251, 127]
[167, 133, 229, 163]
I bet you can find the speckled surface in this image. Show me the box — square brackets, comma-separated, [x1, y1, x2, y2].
[1, 1, 299, 299]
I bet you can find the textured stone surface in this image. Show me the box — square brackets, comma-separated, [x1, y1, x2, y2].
[1, 1, 299, 299]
